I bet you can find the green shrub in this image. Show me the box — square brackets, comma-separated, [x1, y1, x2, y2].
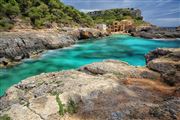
[88, 8, 143, 25]
[5, 3, 20, 16]
[67, 98, 78, 114]
[0, 18, 13, 31]
[56, 94, 65, 116]
[134, 19, 146, 26]
[0, 0, 94, 30]
[55, 94, 78, 116]
[0, 114, 11, 120]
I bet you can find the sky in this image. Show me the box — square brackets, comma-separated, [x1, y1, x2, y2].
[61, 0, 180, 27]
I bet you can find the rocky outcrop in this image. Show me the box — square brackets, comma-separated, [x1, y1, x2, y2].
[146, 48, 180, 86]
[0, 48, 179, 120]
[79, 60, 160, 80]
[0, 31, 76, 67]
[131, 26, 180, 39]
[176, 26, 180, 31]
[71, 28, 109, 40]
[0, 28, 109, 67]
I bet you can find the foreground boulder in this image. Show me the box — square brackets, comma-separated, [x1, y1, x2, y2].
[0, 48, 179, 120]
[146, 48, 180, 86]
[79, 60, 160, 80]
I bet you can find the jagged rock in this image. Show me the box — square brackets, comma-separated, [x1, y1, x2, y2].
[146, 48, 180, 86]
[78, 28, 108, 39]
[147, 58, 177, 73]
[149, 98, 180, 120]
[79, 30, 93, 39]
[176, 26, 180, 31]
[131, 26, 180, 39]
[14, 55, 23, 61]
[0, 28, 109, 67]
[0, 57, 9, 66]
[145, 48, 174, 63]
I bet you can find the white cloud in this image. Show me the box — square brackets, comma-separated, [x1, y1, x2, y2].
[79, 9, 101, 13]
[155, 8, 180, 17]
[155, 0, 172, 7]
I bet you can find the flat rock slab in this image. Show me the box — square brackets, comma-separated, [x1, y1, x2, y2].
[0, 57, 179, 119]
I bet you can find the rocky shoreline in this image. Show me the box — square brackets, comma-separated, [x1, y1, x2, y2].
[0, 48, 179, 120]
[1, 26, 180, 68]
[0, 28, 109, 67]
[131, 26, 180, 39]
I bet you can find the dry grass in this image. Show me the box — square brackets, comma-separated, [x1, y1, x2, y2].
[123, 78, 175, 95]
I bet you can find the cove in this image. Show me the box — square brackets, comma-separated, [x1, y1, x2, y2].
[0, 34, 180, 96]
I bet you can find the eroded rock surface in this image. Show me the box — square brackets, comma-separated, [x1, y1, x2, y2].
[146, 48, 180, 86]
[0, 48, 179, 120]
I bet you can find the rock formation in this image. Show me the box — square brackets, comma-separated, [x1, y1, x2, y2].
[131, 26, 180, 39]
[146, 48, 180, 86]
[0, 28, 109, 67]
[0, 48, 179, 120]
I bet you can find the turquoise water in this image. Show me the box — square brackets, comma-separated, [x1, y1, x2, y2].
[0, 35, 180, 96]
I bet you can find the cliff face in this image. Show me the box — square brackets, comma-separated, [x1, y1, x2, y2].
[0, 28, 109, 67]
[0, 48, 179, 120]
[0, 31, 76, 64]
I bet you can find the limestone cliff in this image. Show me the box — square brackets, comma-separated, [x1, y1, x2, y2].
[0, 48, 179, 120]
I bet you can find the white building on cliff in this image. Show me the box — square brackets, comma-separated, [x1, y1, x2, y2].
[96, 24, 107, 31]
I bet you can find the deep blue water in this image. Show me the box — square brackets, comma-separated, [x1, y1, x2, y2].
[0, 35, 180, 96]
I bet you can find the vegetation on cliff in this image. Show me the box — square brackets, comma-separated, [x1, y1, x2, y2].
[88, 8, 145, 25]
[0, 1, 150, 31]
[0, 0, 94, 31]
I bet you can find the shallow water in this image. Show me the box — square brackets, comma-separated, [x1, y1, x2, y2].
[0, 35, 180, 96]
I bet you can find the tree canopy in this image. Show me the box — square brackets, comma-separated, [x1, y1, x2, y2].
[88, 8, 143, 25]
[0, 0, 94, 30]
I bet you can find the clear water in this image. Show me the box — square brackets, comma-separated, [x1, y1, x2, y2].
[0, 35, 180, 96]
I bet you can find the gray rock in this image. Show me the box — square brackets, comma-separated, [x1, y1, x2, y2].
[146, 48, 180, 86]
[0, 28, 109, 67]
[131, 26, 180, 39]
[111, 111, 124, 120]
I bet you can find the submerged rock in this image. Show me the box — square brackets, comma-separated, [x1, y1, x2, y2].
[0, 48, 179, 120]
